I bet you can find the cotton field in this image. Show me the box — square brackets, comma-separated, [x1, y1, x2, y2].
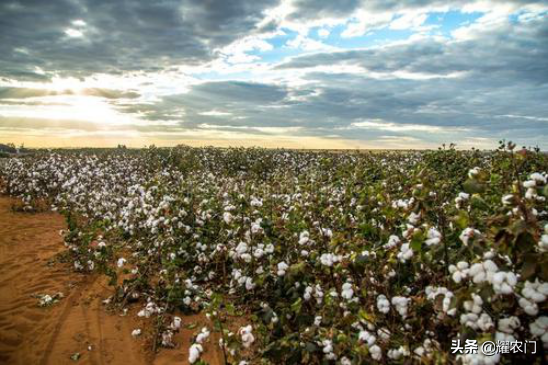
[1, 143, 547, 364]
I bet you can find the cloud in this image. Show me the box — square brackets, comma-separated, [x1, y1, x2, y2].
[0, 0, 280, 79]
[1, 0, 547, 149]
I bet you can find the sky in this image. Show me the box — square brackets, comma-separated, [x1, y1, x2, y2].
[0, 0, 547, 149]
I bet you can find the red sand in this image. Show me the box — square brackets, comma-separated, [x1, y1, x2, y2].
[0, 197, 223, 365]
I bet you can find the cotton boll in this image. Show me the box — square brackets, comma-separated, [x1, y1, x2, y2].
[477, 313, 494, 332]
[358, 330, 376, 346]
[170, 316, 182, 331]
[498, 317, 520, 334]
[277, 261, 288, 276]
[239, 325, 255, 348]
[529, 316, 548, 348]
[131, 328, 142, 337]
[459, 228, 481, 246]
[188, 344, 203, 364]
[370, 344, 382, 360]
[341, 283, 354, 300]
[391, 296, 410, 318]
[117, 257, 127, 268]
[376, 294, 390, 314]
[492, 272, 517, 295]
[196, 327, 210, 344]
[397, 243, 413, 263]
[425, 227, 442, 246]
[519, 297, 539, 316]
[449, 261, 469, 283]
[384, 235, 400, 249]
[522, 279, 548, 303]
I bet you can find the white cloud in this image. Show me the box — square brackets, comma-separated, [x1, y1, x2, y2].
[64, 28, 84, 38]
[389, 12, 428, 30]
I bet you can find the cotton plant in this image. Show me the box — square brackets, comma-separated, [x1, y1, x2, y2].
[1, 143, 546, 364]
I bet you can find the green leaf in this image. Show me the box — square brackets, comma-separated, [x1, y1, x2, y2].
[463, 179, 485, 194]
[291, 298, 302, 313]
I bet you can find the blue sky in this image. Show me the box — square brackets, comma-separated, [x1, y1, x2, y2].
[0, 0, 547, 149]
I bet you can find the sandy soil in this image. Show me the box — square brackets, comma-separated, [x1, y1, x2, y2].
[0, 197, 223, 365]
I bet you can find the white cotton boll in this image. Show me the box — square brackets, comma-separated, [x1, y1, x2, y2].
[384, 235, 400, 249]
[387, 346, 409, 360]
[277, 261, 288, 276]
[477, 312, 494, 331]
[498, 317, 520, 334]
[304, 286, 313, 301]
[340, 357, 351, 365]
[425, 227, 442, 246]
[408, 212, 421, 225]
[314, 316, 322, 326]
[223, 212, 233, 224]
[131, 328, 142, 337]
[519, 297, 539, 316]
[530, 172, 547, 184]
[240, 253, 252, 263]
[376, 294, 390, 314]
[522, 279, 548, 303]
[370, 344, 382, 360]
[196, 327, 210, 344]
[117, 257, 127, 268]
[391, 296, 410, 318]
[539, 234, 548, 252]
[502, 194, 514, 206]
[299, 231, 310, 245]
[397, 243, 413, 263]
[457, 351, 500, 365]
[239, 325, 255, 348]
[253, 248, 264, 258]
[449, 261, 469, 283]
[236, 241, 248, 255]
[459, 228, 481, 246]
[492, 271, 517, 295]
[245, 277, 255, 291]
[523, 180, 536, 188]
[468, 167, 480, 178]
[495, 331, 516, 343]
[161, 331, 174, 347]
[321, 228, 333, 238]
[320, 253, 334, 267]
[250, 197, 263, 207]
[358, 330, 376, 346]
[321, 339, 333, 354]
[377, 328, 391, 342]
[525, 188, 537, 200]
[455, 192, 470, 207]
[529, 316, 548, 348]
[460, 313, 479, 329]
[188, 344, 203, 364]
[301, 250, 309, 257]
[463, 294, 483, 314]
[341, 283, 354, 300]
[170, 316, 182, 330]
[74, 261, 83, 270]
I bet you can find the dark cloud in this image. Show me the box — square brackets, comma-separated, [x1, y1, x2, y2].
[0, 0, 280, 79]
[0, 87, 140, 99]
[284, 0, 546, 22]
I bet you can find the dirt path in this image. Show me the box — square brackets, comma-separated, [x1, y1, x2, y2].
[0, 197, 224, 365]
[0, 197, 147, 365]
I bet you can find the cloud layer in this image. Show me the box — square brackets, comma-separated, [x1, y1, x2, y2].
[0, 0, 547, 149]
